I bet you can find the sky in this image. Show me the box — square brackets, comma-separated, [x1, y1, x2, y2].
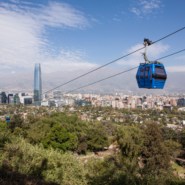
[0, 0, 185, 76]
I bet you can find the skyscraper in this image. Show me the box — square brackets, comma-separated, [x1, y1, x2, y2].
[53, 90, 62, 100]
[0, 91, 7, 103]
[34, 63, 42, 106]
[7, 93, 13, 104]
[13, 93, 20, 105]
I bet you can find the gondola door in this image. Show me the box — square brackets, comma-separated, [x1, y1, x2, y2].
[139, 66, 145, 87]
[144, 66, 151, 87]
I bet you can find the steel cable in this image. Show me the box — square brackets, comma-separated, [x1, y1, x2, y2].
[65, 48, 185, 94]
[42, 26, 185, 95]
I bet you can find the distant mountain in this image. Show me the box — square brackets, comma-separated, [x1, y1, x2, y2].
[0, 67, 184, 94]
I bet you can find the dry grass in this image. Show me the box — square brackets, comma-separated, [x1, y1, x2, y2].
[172, 163, 185, 175]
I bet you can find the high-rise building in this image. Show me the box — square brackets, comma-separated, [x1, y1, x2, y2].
[177, 98, 185, 107]
[43, 93, 48, 99]
[34, 63, 42, 106]
[20, 93, 25, 96]
[22, 96, 32, 105]
[0, 91, 7, 103]
[53, 90, 62, 100]
[7, 93, 13, 104]
[13, 93, 20, 105]
[9, 96, 14, 104]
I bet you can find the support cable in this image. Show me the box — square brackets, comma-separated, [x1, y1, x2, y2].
[42, 26, 185, 95]
[65, 49, 185, 94]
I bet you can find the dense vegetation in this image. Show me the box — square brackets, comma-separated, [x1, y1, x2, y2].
[0, 107, 185, 184]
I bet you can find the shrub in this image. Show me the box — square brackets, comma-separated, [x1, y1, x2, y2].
[0, 137, 87, 185]
[0, 122, 7, 132]
[164, 140, 182, 159]
[0, 123, 11, 148]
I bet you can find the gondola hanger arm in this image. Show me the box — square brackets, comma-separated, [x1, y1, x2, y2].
[142, 38, 153, 64]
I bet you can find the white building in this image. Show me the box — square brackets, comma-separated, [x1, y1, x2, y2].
[117, 102, 124, 109]
[21, 96, 33, 105]
[97, 117, 103, 121]
[41, 100, 50, 106]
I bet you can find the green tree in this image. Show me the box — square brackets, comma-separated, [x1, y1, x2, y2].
[7, 114, 24, 132]
[100, 121, 117, 136]
[87, 123, 109, 151]
[42, 124, 78, 152]
[117, 125, 143, 174]
[77, 133, 87, 154]
[0, 122, 11, 148]
[178, 127, 185, 148]
[140, 122, 171, 178]
[13, 127, 23, 136]
[164, 140, 182, 159]
[160, 126, 177, 141]
[26, 114, 40, 124]
[27, 119, 51, 144]
[161, 117, 167, 125]
[0, 122, 7, 132]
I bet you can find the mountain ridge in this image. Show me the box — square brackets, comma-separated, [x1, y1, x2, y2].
[0, 67, 184, 94]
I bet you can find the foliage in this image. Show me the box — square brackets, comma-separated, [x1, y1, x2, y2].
[100, 120, 118, 136]
[0, 168, 59, 185]
[85, 155, 184, 185]
[164, 140, 182, 159]
[0, 122, 7, 132]
[85, 155, 143, 185]
[87, 123, 109, 151]
[0, 137, 87, 185]
[0, 122, 11, 148]
[117, 125, 143, 174]
[1, 106, 185, 184]
[13, 127, 23, 136]
[0, 130, 11, 148]
[27, 118, 52, 144]
[7, 114, 24, 132]
[172, 162, 185, 174]
[77, 132, 87, 154]
[27, 112, 109, 152]
[141, 122, 172, 177]
[42, 124, 78, 152]
[26, 114, 40, 124]
[160, 126, 177, 141]
[178, 127, 185, 148]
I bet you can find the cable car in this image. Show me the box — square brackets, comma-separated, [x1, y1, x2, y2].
[136, 39, 167, 89]
[6, 116, 10, 122]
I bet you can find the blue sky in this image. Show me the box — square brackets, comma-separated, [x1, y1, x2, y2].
[0, 0, 185, 75]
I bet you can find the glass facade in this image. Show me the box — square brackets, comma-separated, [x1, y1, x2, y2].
[74, 99, 92, 106]
[13, 94, 20, 105]
[24, 97, 32, 105]
[53, 90, 62, 100]
[34, 63, 42, 106]
[9, 96, 14, 104]
[21, 93, 25, 96]
[7, 93, 13, 104]
[0, 91, 7, 103]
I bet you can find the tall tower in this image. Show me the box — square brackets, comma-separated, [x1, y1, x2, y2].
[34, 63, 42, 106]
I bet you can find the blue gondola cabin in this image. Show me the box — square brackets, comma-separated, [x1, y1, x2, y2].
[6, 117, 10, 122]
[136, 62, 167, 89]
